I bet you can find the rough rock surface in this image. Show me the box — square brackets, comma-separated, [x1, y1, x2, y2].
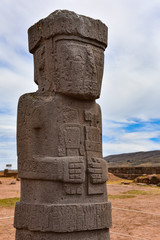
[134, 174, 160, 185]
[14, 10, 111, 240]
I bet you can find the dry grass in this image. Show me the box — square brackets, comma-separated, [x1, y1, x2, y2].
[0, 198, 20, 208]
[107, 179, 133, 185]
[108, 194, 136, 199]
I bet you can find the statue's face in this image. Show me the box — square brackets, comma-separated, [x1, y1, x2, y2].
[55, 40, 104, 99]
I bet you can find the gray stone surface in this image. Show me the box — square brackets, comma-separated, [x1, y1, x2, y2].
[14, 10, 111, 240]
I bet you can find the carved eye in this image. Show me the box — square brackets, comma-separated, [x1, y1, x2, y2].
[74, 55, 82, 61]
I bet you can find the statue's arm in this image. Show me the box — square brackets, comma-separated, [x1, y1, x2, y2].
[19, 154, 85, 183]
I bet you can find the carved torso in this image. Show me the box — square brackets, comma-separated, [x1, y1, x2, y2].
[17, 93, 108, 202]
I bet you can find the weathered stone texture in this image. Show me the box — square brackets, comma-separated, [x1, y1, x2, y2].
[109, 166, 160, 180]
[14, 10, 111, 240]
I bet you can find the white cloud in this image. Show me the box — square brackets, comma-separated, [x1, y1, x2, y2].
[102, 119, 160, 156]
[0, 0, 160, 166]
[103, 126, 160, 157]
[0, 114, 17, 169]
[103, 140, 160, 157]
[98, 0, 160, 122]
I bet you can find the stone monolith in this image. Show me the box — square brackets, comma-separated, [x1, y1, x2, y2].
[14, 10, 112, 240]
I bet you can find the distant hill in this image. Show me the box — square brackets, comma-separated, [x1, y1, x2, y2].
[104, 150, 160, 167]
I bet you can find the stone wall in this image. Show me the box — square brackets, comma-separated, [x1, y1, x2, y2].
[4, 169, 18, 178]
[108, 167, 160, 180]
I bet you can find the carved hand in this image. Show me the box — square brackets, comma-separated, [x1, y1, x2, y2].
[63, 157, 85, 183]
[88, 157, 108, 184]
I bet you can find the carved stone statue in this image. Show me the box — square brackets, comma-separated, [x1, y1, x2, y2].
[14, 10, 112, 240]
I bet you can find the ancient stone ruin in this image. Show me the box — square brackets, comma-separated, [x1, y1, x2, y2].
[14, 10, 112, 240]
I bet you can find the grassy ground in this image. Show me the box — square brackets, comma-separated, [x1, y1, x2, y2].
[0, 198, 20, 207]
[107, 179, 133, 185]
[1, 176, 160, 239]
[108, 179, 160, 200]
[122, 189, 160, 195]
[108, 194, 136, 199]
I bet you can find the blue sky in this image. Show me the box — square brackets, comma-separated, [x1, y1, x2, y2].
[0, 0, 160, 168]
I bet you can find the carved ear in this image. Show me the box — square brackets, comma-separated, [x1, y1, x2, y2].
[33, 45, 46, 87]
